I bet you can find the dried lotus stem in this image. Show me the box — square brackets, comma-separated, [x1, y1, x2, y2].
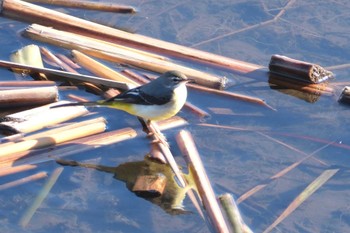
[269, 54, 333, 83]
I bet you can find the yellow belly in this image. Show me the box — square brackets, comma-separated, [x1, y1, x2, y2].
[102, 84, 187, 121]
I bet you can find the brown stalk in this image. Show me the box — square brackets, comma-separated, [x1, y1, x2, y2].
[121, 69, 150, 85]
[40, 48, 110, 93]
[137, 117, 200, 219]
[0, 117, 186, 168]
[0, 101, 89, 134]
[0, 171, 47, 191]
[0, 80, 55, 88]
[24, 24, 226, 89]
[0, 0, 255, 77]
[156, 116, 188, 131]
[57, 86, 79, 91]
[269, 55, 333, 84]
[145, 120, 186, 188]
[0, 60, 130, 90]
[55, 53, 81, 69]
[40, 47, 77, 73]
[146, 116, 188, 164]
[72, 50, 139, 86]
[23, 0, 137, 14]
[10, 127, 137, 168]
[144, 119, 204, 219]
[184, 101, 210, 118]
[0, 86, 58, 108]
[102, 88, 121, 99]
[24, 117, 106, 141]
[176, 130, 230, 233]
[66, 93, 88, 102]
[149, 143, 167, 164]
[188, 83, 275, 110]
[0, 121, 106, 159]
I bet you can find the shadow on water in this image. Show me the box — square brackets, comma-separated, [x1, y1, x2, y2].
[55, 156, 192, 216]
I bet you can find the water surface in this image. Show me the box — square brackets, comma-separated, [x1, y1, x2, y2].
[0, 1, 350, 232]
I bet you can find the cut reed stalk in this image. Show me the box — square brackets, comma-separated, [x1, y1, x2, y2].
[66, 94, 88, 102]
[0, 86, 58, 108]
[24, 117, 106, 141]
[121, 69, 150, 85]
[8, 127, 137, 168]
[24, 24, 226, 89]
[55, 53, 81, 69]
[102, 88, 121, 99]
[269, 55, 333, 83]
[0, 0, 261, 75]
[0, 60, 130, 90]
[155, 116, 188, 131]
[157, 142, 186, 188]
[40, 47, 77, 73]
[0, 117, 185, 167]
[23, 0, 137, 13]
[184, 101, 210, 118]
[149, 143, 167, 163]
[176, 130, 230, 233]
[72, 50, 139, 86]
[0, 121, 106, 159]
[0, 80, 55, 88]
[188, 83, 274, 110]
[0, 101, 89, 133]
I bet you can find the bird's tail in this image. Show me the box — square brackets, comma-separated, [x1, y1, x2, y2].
[50, 101, 103, 109]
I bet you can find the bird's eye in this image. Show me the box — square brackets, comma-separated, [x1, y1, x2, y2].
[172, 76, 181, 83]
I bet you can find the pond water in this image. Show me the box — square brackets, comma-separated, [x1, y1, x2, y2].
[0, 1, 350, 232]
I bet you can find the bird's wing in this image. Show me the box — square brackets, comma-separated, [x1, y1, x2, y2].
[105, 87, 170, 105]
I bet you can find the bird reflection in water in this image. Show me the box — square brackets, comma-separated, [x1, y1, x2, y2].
[56, 155, 193, 215]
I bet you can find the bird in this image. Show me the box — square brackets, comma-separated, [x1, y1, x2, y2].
[52, 70, 191, 123]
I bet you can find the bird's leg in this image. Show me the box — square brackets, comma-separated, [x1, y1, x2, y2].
[137, 117, 150, 134]
[147, 120, 169, 148]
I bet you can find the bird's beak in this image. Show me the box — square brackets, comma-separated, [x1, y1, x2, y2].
[185, 79, 195, 84]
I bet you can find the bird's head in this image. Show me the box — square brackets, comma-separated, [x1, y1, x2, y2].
[161, 71, 193, 89]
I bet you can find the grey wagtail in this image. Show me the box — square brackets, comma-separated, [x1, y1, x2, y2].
[53, 71, 191, 121]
